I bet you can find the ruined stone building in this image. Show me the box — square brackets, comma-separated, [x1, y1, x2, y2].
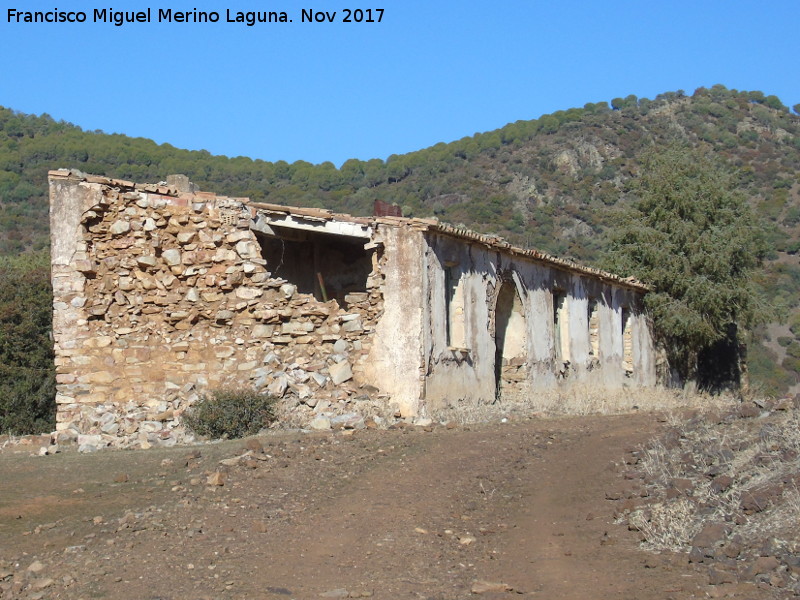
[49, 170, 656, 448]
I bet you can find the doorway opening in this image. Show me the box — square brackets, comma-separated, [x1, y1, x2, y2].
[494, 281, 527, 399]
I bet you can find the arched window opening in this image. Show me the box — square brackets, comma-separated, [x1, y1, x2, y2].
[495, 281, 527, 399]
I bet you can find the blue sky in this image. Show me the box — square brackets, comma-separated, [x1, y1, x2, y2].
[1, 0, 798, 166]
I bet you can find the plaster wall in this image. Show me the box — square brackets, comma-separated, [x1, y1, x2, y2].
[419, 232, 656, 413]
[363, 224, 426, 417]
[422, 235, 497, 410]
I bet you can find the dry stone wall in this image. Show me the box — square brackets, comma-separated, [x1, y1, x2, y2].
[50, 172, 386, 450]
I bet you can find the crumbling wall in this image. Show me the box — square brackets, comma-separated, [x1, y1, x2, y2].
[363, 224, 427, 417]
[420, 231, 657, 414]
[421, 234, 499, 410]
[49, 171, 385, 450]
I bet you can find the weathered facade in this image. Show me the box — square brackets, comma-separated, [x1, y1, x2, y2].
[49, 170, 655, 449]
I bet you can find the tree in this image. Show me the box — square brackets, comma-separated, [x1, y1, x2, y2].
[604, 145, 769, 386]
[611, 95, 638, 111]
[538, 115, 559, 134]
[763, 95, 787, 112]
[0, 251, 55, 433]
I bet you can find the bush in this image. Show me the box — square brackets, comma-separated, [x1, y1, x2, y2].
[782, 355, 800, 376]
[790, 313, 800, 337]
[786, 342, 800, 360]
[748, 342, 794, 397]
[183, 388, 276, 439]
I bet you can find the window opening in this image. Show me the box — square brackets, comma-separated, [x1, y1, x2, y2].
[621, 307, 634, 375]
[553, 290, 570, 363]
[255, 228, 372, 304]
[588, 298, 600, 358]
[444, 265, 466, 349]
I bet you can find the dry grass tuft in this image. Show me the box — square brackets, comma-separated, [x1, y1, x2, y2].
[430, 386, 737, 425]
[628, 498, 700, 552]
[620, 398, 800, 562]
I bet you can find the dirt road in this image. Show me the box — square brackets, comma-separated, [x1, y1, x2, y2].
[0, 413, 738, 599]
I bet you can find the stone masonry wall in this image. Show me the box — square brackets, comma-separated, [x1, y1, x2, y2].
[50, 171, 386, 450]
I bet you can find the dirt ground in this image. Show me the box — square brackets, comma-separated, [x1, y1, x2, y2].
[0, 412, 779, 599]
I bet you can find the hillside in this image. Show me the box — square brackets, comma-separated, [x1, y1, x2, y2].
[1, 84, 800, 414]
[3, 87, 799, 256]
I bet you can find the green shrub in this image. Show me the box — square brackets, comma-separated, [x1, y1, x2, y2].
[183, 388, 277, 439]
[782, 355, 800, 376]
[790, 313, 800, 337]
[777, 336, 794, 347]
[747, 342, 794, 397]
[786, 342, 800, 360]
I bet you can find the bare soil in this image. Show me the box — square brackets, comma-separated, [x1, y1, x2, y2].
[0, 413, 779, 599]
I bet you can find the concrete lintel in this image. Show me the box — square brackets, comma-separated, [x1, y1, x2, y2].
[253, 213, 372, 240]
